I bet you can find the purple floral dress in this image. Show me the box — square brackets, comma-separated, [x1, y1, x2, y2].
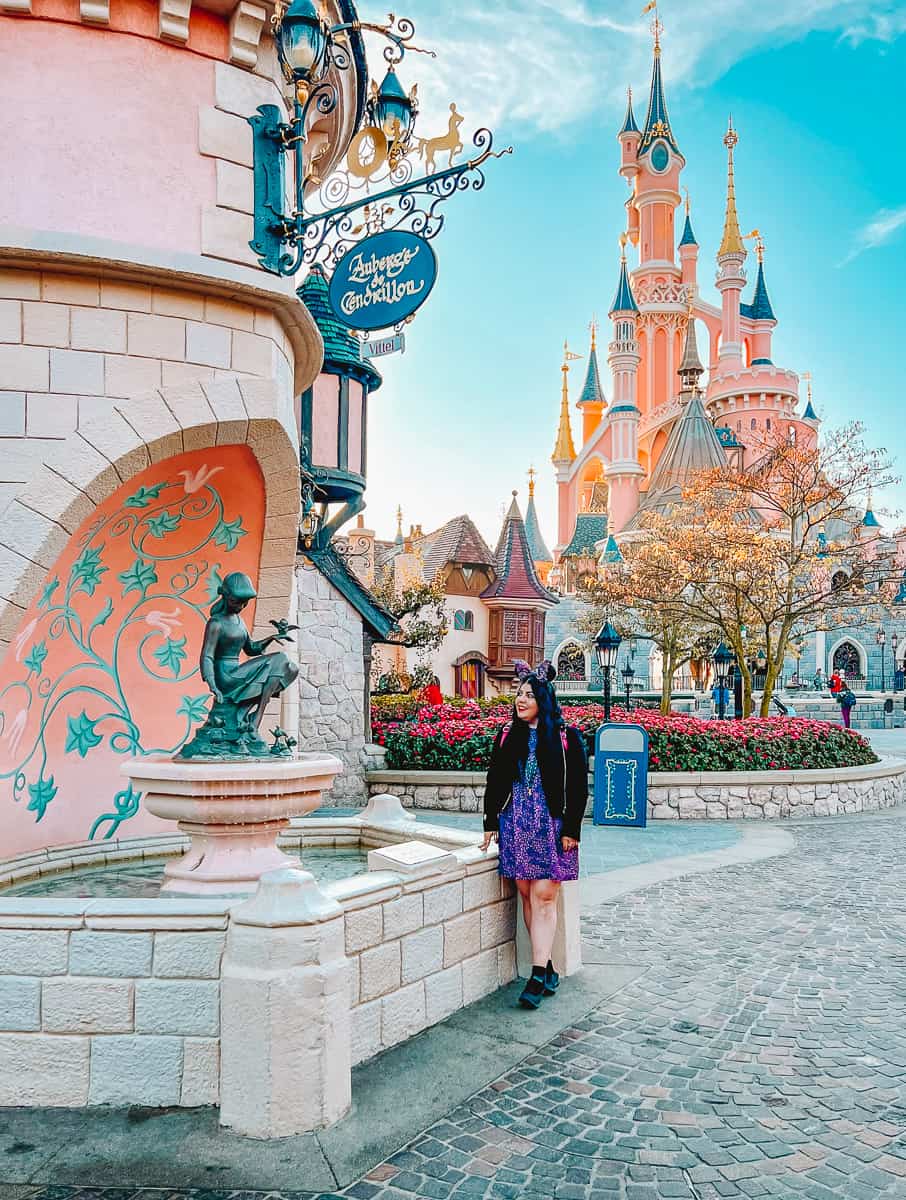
[497, 728, 579, 882]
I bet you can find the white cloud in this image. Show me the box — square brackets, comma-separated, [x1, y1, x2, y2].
[840, 205, 906, 265]
[360, 1, 905, 137]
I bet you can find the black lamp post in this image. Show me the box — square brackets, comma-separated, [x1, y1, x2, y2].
[877, 628, 886, 692]
[621, 662, 635, 710]
[893, 632, 899, 690]
[713, 642, 734, 721]
[594, 621, 622, 722]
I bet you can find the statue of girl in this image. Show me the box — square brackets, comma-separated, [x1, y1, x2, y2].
[200, 571, 299, 734]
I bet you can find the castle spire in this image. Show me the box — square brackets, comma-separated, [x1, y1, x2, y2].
[552, 341, 578, 464]
[609, 238, 639, 315]
[578, 320, 605, 406]
[394, 505, 404, 546]
[619, 86, 640, 136]
[747, 236, 775, 321]
[718, 118, 745, 257]
[801, 372, 818, 422]
[677, 294, 704, 390]
[679, 188, 698, 246]
[638, 15, 679, 155]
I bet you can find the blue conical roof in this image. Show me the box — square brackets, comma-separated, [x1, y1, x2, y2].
[863, 507, 880, 528]
[610, 257, 639, 316]
[524, 493, 553, 563]
[743, 260, 775, 322]
[619, 91, 640, 136]
[578, 345, 605, 405]
[601, 534, 623, 563]
[679, 212, 698, 247]
[639, 48, 679, 155]
[803, 399, 818, 421]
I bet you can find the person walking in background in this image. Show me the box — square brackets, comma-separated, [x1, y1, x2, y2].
[481, 659, 587, 1010]
[837, 686, 856, 729]
[813, 667, 824, 691]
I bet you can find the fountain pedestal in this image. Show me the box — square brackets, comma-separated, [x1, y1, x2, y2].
[122, 754, 344, 896]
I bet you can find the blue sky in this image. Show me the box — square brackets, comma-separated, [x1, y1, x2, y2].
[357, 1, 906, 551]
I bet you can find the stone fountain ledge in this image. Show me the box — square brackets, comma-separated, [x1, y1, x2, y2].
[366, 754, 906, 819]
[0, 795, 537, 1130]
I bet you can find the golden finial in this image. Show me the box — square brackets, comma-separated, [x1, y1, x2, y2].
[589, 316, 599, 351]
[395, 505, 403, 537]
[802, 371, 813, 405]
[718, 116, 745, 258]
[683, 186, 690, 215]
[527, 466, 537, 498]
[642, 2, 661, 52]
[619, 232, 628, 261]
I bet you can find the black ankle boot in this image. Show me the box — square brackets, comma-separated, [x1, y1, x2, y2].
[544, 959, 560, 996]
[518, 967, 547, 1009]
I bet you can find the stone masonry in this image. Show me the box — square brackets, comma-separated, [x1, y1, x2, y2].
[294, 558, 369, 803]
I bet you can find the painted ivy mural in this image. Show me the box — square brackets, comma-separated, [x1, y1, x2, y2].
[0, 445, 267, 855]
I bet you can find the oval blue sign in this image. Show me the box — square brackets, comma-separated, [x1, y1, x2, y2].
[327, 230, 438, 332]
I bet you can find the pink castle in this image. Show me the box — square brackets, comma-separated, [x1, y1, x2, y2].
[551, 24, 819, 565]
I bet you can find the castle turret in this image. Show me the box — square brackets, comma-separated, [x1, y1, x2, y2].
[577, 321, 606, 440]
[715, 118, 747, 370]
[525, 467, 553, 583]
[678, 191, 699, 292]
[677, 294, 705, 394]
[619, 88, 642, 246]
[605, 244, 644, 534]
[740, 236, 777, 365]
[634, 20, 685, 270]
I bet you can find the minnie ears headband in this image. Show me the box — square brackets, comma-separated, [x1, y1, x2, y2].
[514, 659, 557, 684]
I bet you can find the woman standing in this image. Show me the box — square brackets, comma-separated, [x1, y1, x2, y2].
[480, 661, 588, 1009]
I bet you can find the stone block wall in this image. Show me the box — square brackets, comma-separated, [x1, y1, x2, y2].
[337, 856, 516, 1066]
[294, 559, 369, 803]
[0, 268, 296, 510]
[0, 899, 227, 1107]
[366, 757, 906, 820]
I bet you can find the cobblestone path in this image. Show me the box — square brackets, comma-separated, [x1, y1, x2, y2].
[13, 810, 906, 1200]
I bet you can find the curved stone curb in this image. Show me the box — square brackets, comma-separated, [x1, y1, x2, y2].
[579, 825, 795, 912]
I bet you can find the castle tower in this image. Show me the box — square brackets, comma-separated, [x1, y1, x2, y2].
[715, 118, 747, 370]
[552, 341, 579, 553]
[577, 321, 606, 441]
[678, 192, 699, 293]
[625, 21, 687, 431]
[746, 237, 777, 365]
[524, 467, 553, 584]
[618, 89, 642, 246]
[677, 293, 705, 394]
[605, 243, 644, 534]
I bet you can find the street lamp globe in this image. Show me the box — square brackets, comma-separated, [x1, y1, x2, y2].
[594, 621, 622, 672]
[371, 66, 415, 139]
[713, 642, 733, 688]
[877, 628, 886, 647]
[276, 0, 330, 83]
[893, 632, 899, 654]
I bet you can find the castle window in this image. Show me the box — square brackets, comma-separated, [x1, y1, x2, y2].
[751, 418, 757, 430]
[789, 424, 796, 444]
[766, 418, 771, 431]
[556, 643, 586, 682]
[453, 609, 474, 632]
[502, 612, 530, 645]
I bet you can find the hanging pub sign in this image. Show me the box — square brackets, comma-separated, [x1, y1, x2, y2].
[328, 230, 437, 332]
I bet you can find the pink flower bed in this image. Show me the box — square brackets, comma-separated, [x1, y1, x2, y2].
[375, 702, 877, 773]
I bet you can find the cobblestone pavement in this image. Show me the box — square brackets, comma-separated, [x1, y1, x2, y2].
[10, 809, 906, 1200]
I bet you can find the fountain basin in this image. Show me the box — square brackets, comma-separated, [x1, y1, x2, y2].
[123, 753, 343, 896]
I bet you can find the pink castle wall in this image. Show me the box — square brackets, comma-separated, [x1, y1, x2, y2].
[0, 8, 217, 255]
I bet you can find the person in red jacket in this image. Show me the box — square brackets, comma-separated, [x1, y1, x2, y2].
[829, 672, 843, 694]
[420, 675, 443, 706]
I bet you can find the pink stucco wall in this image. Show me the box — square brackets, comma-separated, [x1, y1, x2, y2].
[0, 10, 216, 255]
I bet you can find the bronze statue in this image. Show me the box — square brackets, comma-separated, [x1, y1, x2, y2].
[179, 571, 300, 759]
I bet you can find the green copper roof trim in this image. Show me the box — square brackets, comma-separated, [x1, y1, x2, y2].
[609, 257, 639, 315]
[609, 404, 640, 414]
[619, 92, 640, 135]
[303, 542, 397, 642]
[803, 399, 818, 421]
[678, 212, 698, 246]
[562, 512, 609, 558]
[578, 345, 606, 405]
[639, 49, 680, 155]
[298, 266, 382, 391]
[751, 357, 773, 365]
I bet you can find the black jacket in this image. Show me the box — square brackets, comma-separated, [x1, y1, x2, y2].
[483, 723, 588, 841]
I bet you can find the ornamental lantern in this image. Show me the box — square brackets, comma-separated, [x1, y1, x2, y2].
[297, 266, 382, 531]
